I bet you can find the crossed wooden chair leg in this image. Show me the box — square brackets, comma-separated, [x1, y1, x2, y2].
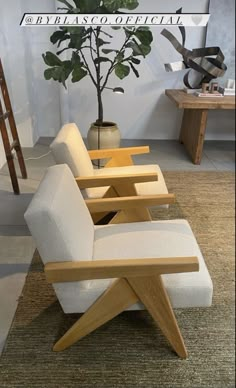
[53, 276, 188, 359]
[77, 172, 167, 224]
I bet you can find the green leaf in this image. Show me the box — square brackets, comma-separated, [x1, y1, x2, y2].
[71, 51, 83, 65]
[62, 61, 73, 86]
[129, 62, 139, 77]
[63, 60, 73, 71]
[115, 51, 125, 62]
[104, 0, 139, 12]
[131, 57, 141, 64]
[138, 44, 151, 57]
[43, 58, 73, 88]
[124, 27, 134, 39]
[72, 65, 88, 82]
[103, 0, 121, 12]
[42, 52, 62, 66]
[69, 33, 85, 50]
[50, 30, 66, 45]
[57, 0, 73, 10]
[94, 57, 112, 65]
[79, 0, 100, 12]
[96, 5, 110, 13]
[44, 68, 55, 80]
[44, 67, 64, 87]
[50, 30, 70, 48]
[57, 34, 70, 47]
[51, 67, 64, 82]
[72, 0, 80, 7]
[66, 26, 86, 34]
[115, 63, 130, 79]
[102, 48, 118, 54]
[134, 27, 153, 46]
[121, 0, 139, 10]
[127, 41, 151, 57]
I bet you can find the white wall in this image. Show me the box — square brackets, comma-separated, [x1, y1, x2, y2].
[205, 0, 235, 140]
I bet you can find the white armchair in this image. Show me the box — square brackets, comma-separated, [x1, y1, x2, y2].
[50, 123, 170, 223]
[24, 164, 213, 358]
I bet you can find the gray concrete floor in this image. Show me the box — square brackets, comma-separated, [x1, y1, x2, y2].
[0, 138, 235, 355]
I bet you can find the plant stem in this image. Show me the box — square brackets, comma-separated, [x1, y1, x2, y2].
[79, 49, 97, 87]
[101, 29, 134, 91]
[95, 27, 103, 125]
[97, 89, 103, 126]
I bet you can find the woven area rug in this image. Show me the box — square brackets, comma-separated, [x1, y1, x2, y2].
[0, 172, 235, 388]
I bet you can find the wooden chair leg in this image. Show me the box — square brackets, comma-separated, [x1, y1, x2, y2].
[90, 186, 118, 224]
[127, 275, 188, 359]
[53, 278, 138, 352]
[110, 207, 152, 224]
[110, 182, 152, 223]
[105, 154, 134, 168]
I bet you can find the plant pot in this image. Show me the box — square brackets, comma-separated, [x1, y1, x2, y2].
[87, 121, 121, 150]
[87, 121, 121, 167]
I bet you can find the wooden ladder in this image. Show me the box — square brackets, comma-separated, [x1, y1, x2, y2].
[0, 58, 27, 194]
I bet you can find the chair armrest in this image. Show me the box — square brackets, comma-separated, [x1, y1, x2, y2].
[76, 172, 158, 189]
[88, 146, 150, 160]
[45, 256, 199, 283]
[85, 194, 175, 213]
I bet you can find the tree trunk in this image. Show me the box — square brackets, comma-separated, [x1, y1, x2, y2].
[95, 27, 104, 127]
[96, 88, 103, 126]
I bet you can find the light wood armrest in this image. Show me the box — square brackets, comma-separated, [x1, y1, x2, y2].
[76, 172, 157, 189]
[85, 194, 175, 213]
[88, 146, 150, 160]
[45, 256, 199, 283]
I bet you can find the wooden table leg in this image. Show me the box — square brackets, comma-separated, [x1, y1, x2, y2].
[179, 109, 208, 165]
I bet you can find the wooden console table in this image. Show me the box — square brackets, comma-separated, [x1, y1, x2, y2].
[165, 89, 235, 164]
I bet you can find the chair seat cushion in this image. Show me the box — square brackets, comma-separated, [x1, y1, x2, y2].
[54, 220, 213, 314]
[86, 164, 168, 199]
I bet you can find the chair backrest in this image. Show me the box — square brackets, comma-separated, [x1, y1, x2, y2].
[50, 123, 94, 178]
[24, 164, 94, 266]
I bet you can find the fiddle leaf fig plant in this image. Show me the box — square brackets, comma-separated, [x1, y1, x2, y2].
[43, 0, 153, 125]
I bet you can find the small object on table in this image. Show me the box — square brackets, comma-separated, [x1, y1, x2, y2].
[219, 86, 235, 96]
[226, 79, 235, 89]
[210, 82, 219, 94]
[219, 79, 236, 96]
[195, 91, 223, 98]
[183, 88, 201, 95]
[201, 83, 210, 93]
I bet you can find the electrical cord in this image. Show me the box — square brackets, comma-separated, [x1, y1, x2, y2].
[0, 151, 52, 177]
[23, 151, 52, 161]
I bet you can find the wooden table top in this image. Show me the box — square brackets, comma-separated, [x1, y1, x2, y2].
[165, 89, 236, 110]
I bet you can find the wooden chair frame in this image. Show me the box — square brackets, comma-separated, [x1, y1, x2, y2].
[88, 145, 150, 168]
[44, 196, 199, 358]
[77, 146, 173, 224]
[77, 172, 176, 224]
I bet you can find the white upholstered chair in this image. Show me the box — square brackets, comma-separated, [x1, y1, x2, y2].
[24, 164, 213, 358]
[50, 123, 170, 223]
